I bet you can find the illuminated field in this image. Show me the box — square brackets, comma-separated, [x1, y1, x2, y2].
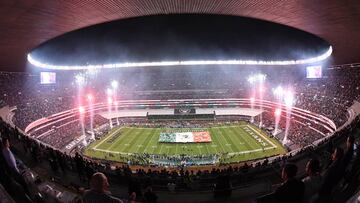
[83, 123, 286, 164]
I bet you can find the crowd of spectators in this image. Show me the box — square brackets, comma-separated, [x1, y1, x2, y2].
[1, 113, 360, 202]
[0, 66, 356, 132]
[0, 67, 356, 148]
[258, 133, 360, 203]
[0, 65, 360, 201]
[257, 111, 327, 149]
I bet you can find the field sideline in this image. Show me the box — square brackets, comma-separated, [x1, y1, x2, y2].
[83, 123, 287, 164]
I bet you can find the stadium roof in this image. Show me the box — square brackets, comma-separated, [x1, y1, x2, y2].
[1, 0, 360, 72]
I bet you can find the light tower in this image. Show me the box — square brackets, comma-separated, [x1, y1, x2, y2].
[79, 106, 87, 146]
[247, 74, 266, 127]
[273, 108, 282, 135]
[283, 90, 294, 145]
[107, 93, 113, 128]
[87, 94, 95, 140]
[250, 97, 255, 123]
[111, 80, 119, 126]
[75, 74, 87, 145]
[272, 86, 285, 135]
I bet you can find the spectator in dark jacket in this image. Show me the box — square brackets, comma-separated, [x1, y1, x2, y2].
[316, 147, 344, 202]
[343, 136, 355, 169]
[303, 159, 322, 203]
[273, 163, 305, 203]
[144, 186, 158, 203]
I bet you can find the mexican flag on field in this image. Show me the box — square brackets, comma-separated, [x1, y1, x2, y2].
[159, 131, 211, 143]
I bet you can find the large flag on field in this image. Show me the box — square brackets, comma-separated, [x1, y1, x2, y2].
[193, 131, 212, 142]
[175, 132, 193, 142]
[159, 131, 211, 143]
[158, 133, 176, 142]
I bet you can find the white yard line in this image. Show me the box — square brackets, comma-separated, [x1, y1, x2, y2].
[93, 148, 133, 155]
[175, 142, 178, 155]
[143, 129, 157, 153]
[93, 127, 123, 150]
[246, 125, 277, 148]
[93, 145, 276, 156]
[228, 146, 276, 156]
[159, 142, 164, 154]
[216, 128, 230, 153]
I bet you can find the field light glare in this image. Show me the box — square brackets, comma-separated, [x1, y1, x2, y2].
[86, 94, 93, 101]
[259, 86, 265, 93]
[247, 74, 267, 84]
[106, 88, 113, 95]
[111, 80, 118, 89]
[79, 106, 85, 114]
[275, 108, 282, 116]
[247, 76, 255, 84]
[107, 97, 113, 104]
[273, 86, 284, 97]
[250, 97, 255, 103]
[75, 74, 85, 86]
[284, 91, 295, 107]
[257, 74, 266, 83]
[86, 67, 99, 76]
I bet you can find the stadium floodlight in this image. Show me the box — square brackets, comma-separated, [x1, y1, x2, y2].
[75, 74, 85, 86]
[79, 106, 85, 114]
[27, 46, 332, 70]
[111, 80, 119, 89]
[114, 101, 118, 106]
[250, 97, 255, 103]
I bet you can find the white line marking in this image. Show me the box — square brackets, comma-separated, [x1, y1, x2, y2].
[143, 129, 157, 152]
[228, 146, 276, 156]
[93, 127, 123, 150]
[92, 145, 277, 157]
[93, 148, 133, 155]
[246, 125, 277, 148]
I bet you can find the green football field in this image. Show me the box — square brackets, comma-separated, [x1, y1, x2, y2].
[83, 123, 287, 164]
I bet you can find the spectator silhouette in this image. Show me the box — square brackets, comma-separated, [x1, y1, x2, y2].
[316, 147, 344, 202]
[273, 163, 304, 203]
[303, 159, 322, 203]
[83, 172, 123, 203]
[144, 186, 158, 203]
[213, 174, 232, 198]
[343, 136, 355, 169]
[2, 137, 19, 174]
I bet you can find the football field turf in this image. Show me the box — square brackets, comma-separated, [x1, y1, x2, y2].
[84, 124, 287, 164]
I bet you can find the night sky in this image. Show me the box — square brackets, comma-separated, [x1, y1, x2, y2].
[30, 14, 330, 66]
